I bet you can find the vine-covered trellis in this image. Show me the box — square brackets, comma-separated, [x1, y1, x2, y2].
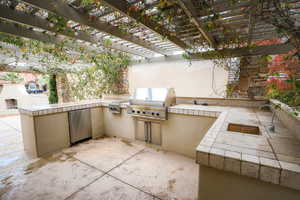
[0, 0, 299, 106]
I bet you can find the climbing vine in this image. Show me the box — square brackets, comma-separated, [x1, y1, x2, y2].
[68, 51, 130, 100]
[0, 32, 131, 101]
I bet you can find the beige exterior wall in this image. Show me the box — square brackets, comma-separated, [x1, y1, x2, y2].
[129, 59, 228, 97]
[198, 165, 300, 200]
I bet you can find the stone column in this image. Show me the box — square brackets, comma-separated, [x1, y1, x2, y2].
[56, 73, 71, 103]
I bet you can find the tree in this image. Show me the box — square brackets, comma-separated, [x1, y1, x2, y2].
[48, 74, 58, 104]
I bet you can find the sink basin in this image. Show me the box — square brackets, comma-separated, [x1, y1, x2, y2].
[227, 123, 260, 135]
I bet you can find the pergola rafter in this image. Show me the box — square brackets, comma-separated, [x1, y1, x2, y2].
[190, 43, 295, 59]
[0, 5, 149, 58]
[20, 0, 171, 56]
[0, 21, 112, 61]
[176, 0, 217, 48]
[0, 0, 298, 62]
[101, 0, 189, 49]
[0, 21, 64, 45]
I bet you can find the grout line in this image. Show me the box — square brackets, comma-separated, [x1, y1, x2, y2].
[63, 146, 160, 200]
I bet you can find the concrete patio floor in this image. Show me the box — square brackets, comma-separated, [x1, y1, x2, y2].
[0, 116, 198, 200]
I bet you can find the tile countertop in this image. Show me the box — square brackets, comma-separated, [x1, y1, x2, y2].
[18, 99, 129, 116]
[169, 104, 300, 191]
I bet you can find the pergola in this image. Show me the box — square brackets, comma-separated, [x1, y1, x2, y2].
[0, 0, 299, 70]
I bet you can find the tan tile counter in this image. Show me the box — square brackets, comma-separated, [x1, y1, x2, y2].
[172, 104, 300, 192]
[18, 99, 103, 116]
[18, 99, 130, 117]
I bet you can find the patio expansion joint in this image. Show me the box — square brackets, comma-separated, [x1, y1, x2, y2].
[63, 172, 107, 200]
[63, 147, 160, 200]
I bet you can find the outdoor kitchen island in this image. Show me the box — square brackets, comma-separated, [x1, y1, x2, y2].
[18, 95, 300, 200]
[18, 97, 217, 159]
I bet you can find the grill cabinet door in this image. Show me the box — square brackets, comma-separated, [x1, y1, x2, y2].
[149, 121, 161, 145]
[135, 120, 147, 142]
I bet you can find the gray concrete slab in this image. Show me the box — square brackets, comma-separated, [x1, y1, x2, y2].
[63, 137, 146, 172]
[109, 147, 198, 200]
[69, 175, 154, 200]
[0, 116, 21, 132]
[1, 153, 104, 200]
[0, 116, 198, 200]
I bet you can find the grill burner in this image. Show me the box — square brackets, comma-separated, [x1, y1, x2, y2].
[127, 88, 176, 120]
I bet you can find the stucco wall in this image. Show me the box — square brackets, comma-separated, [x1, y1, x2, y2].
[129, 59, 228, 97]
[0, 84, 48, 110]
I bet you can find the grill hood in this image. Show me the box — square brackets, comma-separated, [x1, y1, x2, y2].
[129, 88, 176, 107]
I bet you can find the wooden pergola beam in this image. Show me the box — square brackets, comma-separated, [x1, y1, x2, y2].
[0, 21, 101, 58]
[135, 43, 294, 64]
[20, 0, 170, 56]
[0, 63, 42, 73]
[0, 63, 68, 74]
[190, 43, 294, 59]
[177, 0, 217, 48]
[196, 1, 252, 17]
[101, 0, 189, 50]
[0, 6, 149, 58]
[0, 21, 63, 44]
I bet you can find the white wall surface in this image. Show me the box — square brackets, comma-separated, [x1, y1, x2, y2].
[129, 59, 228, 98]
[0, 84, 48, 110]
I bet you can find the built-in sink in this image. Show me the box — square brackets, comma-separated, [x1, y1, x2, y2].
[227, 123, 260, 135]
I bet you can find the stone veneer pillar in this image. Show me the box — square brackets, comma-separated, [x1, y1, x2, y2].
[56, 73, 71, 103]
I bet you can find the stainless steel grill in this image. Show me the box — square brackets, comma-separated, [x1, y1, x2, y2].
[127, 88, 176, 120]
